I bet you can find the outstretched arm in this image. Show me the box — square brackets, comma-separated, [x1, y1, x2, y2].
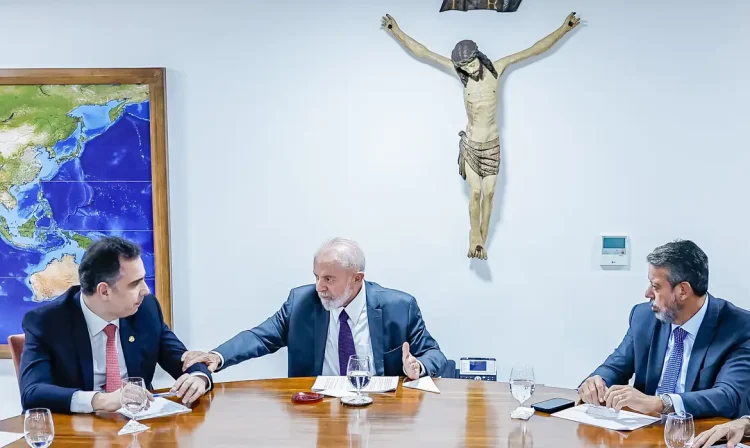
[494, 12, 581, 71]
[382, 14, 454, 72]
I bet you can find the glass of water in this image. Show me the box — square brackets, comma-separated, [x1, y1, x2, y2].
[347, 355, 373, 405]
[24, 408, 54, 448]
[509, 365, 535, 408]
[121, 377, 148, 424]
[664, 412, 695, 448]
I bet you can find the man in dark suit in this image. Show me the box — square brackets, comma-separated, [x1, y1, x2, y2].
[19, 237, 212, 414]
[578, 239, 750, 419]
[182, 237, 447, 379]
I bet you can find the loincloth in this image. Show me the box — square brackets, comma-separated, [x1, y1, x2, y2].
[457, 131, 500, 179]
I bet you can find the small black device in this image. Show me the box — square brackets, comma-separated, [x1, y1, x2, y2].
[530, 398, 575, 413]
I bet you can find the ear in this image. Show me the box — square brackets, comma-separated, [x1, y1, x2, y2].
[353, 272, 365, 283]
[96, 282, 110, 300]
[677, 282, 694, 300]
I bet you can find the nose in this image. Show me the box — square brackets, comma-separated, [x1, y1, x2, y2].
[645, 286, 654, 299]
[315, 280, 325, 292]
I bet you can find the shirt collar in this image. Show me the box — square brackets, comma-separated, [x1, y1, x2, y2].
[332, 283, 367, 325]
[80, 294, 120, 338]
[672, 294, 709, 338]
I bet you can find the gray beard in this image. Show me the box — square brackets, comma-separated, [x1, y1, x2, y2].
[319, 283, 353, 311]
[652, 299, 681, 323]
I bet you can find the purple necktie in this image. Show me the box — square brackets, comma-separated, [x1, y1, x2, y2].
[338, 310, 356, 376]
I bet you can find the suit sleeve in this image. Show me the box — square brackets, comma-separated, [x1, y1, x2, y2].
[588, 305, 637, 387]
[212, 291, 293, 371]
[678, 340, 750, 418]
[406, 297, 447, 377]
[19, 312, 80, 413]
[153, 298, 213, 387]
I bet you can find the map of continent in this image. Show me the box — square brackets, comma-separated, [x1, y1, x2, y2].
[0, 84, 157, 341]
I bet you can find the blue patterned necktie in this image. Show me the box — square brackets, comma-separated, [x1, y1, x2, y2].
[338, 310, 356, 376]
[657, 327, 688, 395]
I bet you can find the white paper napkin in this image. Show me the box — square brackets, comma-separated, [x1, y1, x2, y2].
[118, 420, 150, 436]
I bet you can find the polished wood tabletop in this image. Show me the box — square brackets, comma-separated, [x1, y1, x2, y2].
[0, 377, 728, 447]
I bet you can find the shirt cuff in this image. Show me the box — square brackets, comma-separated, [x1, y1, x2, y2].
[70, 391, 97, 413]
[403, 360, 427, 378]
[668, 393, 686, 415]
[190, 372, 212, 391]
[210, 350, 225, 370]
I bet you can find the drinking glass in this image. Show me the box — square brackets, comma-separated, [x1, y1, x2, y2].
[347, 355, 373, 405]
[509, 365, 536, 408]
[23, 408, 54, 448]
[664, 412, 695, 448]
[121, 377, 148, 424]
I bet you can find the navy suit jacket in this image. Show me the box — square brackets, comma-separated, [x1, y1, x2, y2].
[19, 286, 212, 413]
[213, 281, 447, 377]
[589, 295, 750, 418]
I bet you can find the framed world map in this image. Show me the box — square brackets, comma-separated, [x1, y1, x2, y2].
[0, 68, 172, 358]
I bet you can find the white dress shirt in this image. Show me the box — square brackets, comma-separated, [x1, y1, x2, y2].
[657, 294, 709, 415]
[71, 297, 209, 413]
[70, 297, 130, 413]
[322, 284, 376, 376]
[321, 285, 425, 377]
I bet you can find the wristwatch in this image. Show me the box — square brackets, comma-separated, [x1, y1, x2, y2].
[659, 394, 675, 414]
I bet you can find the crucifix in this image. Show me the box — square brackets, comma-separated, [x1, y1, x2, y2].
[382, 12, 580, 259]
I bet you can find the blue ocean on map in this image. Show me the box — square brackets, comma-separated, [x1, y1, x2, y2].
[0, 98, 156, 341]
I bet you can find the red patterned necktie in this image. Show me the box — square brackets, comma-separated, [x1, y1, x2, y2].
[103, 324, 121, 393]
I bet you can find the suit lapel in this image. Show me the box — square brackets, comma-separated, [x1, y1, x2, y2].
[71, 291, 94, 391]
[365, 283, 385, 376]
[685, 295, 719, 392]
[646, 320, 671, 394]
[119, 317, 140, 379]
[312, 300, 329, 375]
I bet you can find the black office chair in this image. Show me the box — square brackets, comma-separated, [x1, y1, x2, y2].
[439, 359, 458, 378]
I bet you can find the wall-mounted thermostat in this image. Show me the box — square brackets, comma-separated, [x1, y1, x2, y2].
[600, 235, 629, 267]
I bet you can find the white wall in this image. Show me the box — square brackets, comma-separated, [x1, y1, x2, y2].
[2, 0, 749, 419]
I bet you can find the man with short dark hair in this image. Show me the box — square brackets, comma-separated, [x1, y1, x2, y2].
[19, 236, 212, 414]
[578, 239, 750, 419]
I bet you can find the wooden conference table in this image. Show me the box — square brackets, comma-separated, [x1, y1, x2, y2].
[0, 377, 727, 447]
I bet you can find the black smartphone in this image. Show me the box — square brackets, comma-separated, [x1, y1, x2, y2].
[530, 398, 575, 413]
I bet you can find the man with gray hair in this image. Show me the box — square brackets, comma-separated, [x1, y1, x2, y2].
[578, 239, 750, 419]
[181, 238, 447, 380]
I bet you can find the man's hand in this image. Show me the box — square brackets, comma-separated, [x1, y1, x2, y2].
[694, 418, 750, 448]
[562, 12, 581, 32]
[578, 375, 608, 405]
[604, 385, 662, 414]
[381, 14, 399, 33]
[181, 351, 221, 372]
[171, 374, 208, 406]
[92, 388, 154, 413]
[402, 342, 422, 380]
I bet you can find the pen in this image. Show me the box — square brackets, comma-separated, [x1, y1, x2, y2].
[153, 391, 177, 398]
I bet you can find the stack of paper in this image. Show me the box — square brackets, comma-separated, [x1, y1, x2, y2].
[117, 397, 192, 420]
[552, 404, 660, 431]
[312, 376, 399, 397]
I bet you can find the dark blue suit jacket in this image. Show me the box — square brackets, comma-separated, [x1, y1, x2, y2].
[213, 281, 447, 377]
[589, 295, 750, 418]
[19, 286, 212, 413]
